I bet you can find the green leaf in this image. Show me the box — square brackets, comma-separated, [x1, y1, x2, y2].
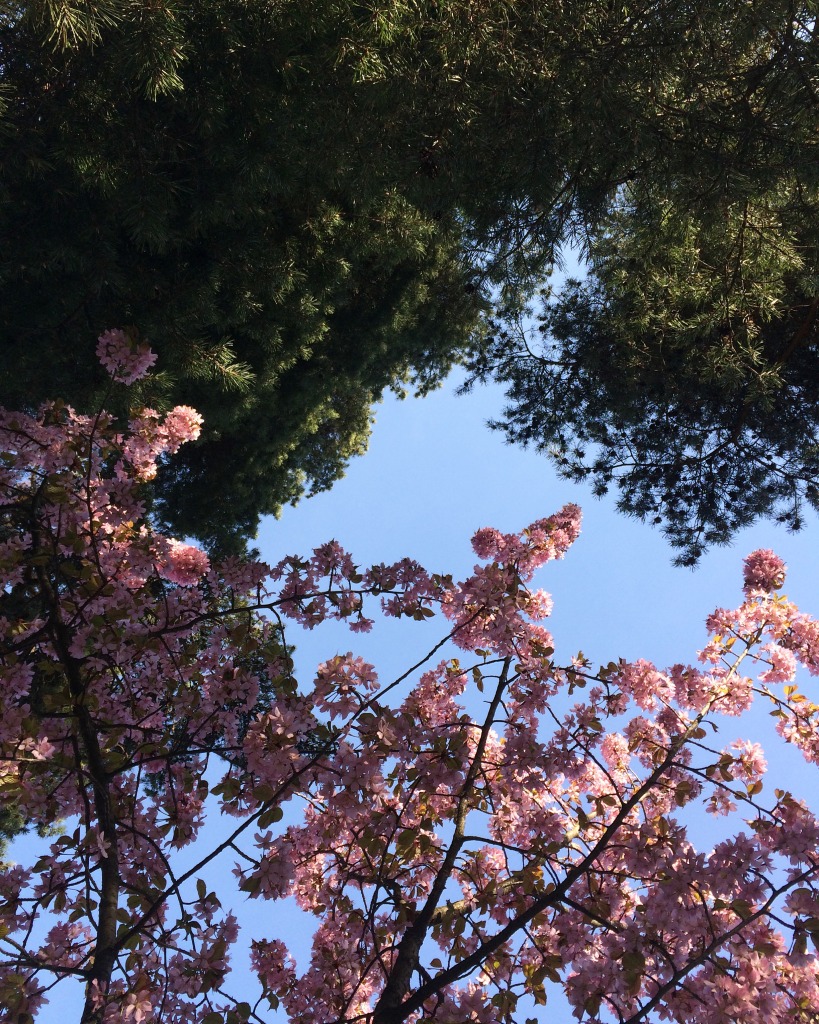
[257, 804, 284, 830]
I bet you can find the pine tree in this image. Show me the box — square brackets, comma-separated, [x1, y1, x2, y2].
[2, 1, 817, 554]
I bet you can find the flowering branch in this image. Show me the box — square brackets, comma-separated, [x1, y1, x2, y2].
[2, 336, 819, 1024]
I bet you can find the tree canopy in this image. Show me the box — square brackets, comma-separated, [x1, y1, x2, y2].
[469, 172, 819, 563]
[1, 1, 817, 554]
[0, 0, 487, 552]
[4, 345, 819, 1024]
[457, 1, 819, 561]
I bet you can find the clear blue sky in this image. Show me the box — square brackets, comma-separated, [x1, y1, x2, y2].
[261, 367, 819, 679]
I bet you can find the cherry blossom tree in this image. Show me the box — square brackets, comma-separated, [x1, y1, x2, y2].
[2, 334, 819, 1024]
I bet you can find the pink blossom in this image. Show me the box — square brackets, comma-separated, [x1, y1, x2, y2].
[120, 990, 153, 1023]
[158, 538, 210, 586]
[245, 841, 296, 900]
[614, 659, 674, 710]
[743, 548, 787, 594]
[470, 503, 581, 576]
[729, 739, 768, 781]
[251, 938, 296, 994]
[161, 405, 203, 450]
[313, 653, 378, 717]
[96, 329, 158, 384]
[758, 642, 797, 683]
[4, 357, 819, 1024]
[600, 732, 631, 774]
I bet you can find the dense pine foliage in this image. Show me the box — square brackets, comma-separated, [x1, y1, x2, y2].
[2, 2, 817, 557]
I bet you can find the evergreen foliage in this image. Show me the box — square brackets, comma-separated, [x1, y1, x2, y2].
[455, 0, 819, 561]
[0, 0, 486, 552]
[471, 134, 819, 563]
[1, 1, 817, 555]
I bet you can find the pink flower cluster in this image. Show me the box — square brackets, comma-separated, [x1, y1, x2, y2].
[471, 503, 582, 570]
[121, 405, 203, 481]
[96, 329, 158, 384]
[743, 548, 787, 594]
[158, 538, 211, 587]
[161, 405, 203, 448]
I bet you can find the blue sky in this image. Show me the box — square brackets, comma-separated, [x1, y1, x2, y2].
[261, 366, 819, 679]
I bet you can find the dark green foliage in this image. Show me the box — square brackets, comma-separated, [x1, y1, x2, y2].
[0, 0, 487, 553]
[470, 167, 819, 562]
[0, 802, 26, 864]
[469, 283, 819, 564]
[1, 1, 818, 558]
[460, 3, 819, 562]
